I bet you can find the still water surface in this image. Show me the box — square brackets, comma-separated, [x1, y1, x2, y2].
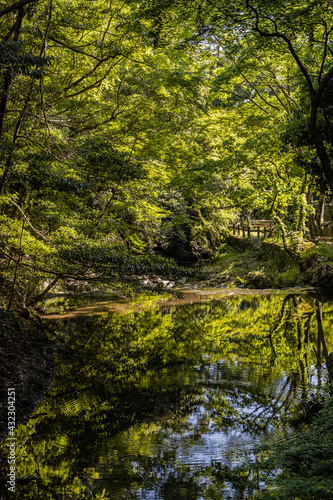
[3, 290, 332, 499]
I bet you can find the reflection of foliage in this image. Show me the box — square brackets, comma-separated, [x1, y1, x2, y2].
[160, 468, 201, 499]
[256, 393, 333, 499]
[212, 456, 259, 499]
[209, 389, 333, 499]
[2, 293, 333, 498]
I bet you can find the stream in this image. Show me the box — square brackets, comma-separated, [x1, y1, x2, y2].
[1, 289, 332, 499]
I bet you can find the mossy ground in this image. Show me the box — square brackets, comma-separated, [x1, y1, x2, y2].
[303, 240, 333, 261]
[200, 239, 306, 289]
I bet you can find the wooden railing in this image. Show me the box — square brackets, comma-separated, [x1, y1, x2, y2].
[231, 220, 275, 239]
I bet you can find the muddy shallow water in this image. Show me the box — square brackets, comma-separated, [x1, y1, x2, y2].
[1, 288, 332, 499]
[41, 286, 314, 319]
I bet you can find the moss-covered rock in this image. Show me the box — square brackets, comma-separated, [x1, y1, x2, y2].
[302, 252, 333, 287]
[258, 241, 296, 269]
[246, 270, 275, 288]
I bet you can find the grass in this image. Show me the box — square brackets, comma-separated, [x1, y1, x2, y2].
[212, 247, 248, 266]
[277, 266, 303, 287]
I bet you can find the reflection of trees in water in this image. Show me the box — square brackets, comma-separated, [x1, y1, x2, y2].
[5, 294, 333, 499]
[267, 293, 332, 383]
[193, 293, 333, 438]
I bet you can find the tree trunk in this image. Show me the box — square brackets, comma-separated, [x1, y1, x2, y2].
[28, 274, 62, 305]
[309, 96, 333, 195]
[316, 302, 329, 359]
[316, 193, 326, 234]
[306, 188, 318, 238]
[0, 6, 25, 194]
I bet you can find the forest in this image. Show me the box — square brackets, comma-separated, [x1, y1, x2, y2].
[2, 0, 333, 306]
[1, 1, 333, 499]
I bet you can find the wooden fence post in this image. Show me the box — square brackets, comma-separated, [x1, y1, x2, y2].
[230, 220, 274, 240]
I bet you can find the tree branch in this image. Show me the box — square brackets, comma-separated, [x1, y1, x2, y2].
[0, 0, 37, 18]
[245, 0, 315, 95]
[7, 218, 24, 310]
[318, 19, 329, 84]
[48, 35, 119, 62]
[216, 89, 270, 114]
[9, 199, 48, 240]
[241, 72, 280, 111]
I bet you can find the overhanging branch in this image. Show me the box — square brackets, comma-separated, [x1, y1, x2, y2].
[0, 0, 38, 18]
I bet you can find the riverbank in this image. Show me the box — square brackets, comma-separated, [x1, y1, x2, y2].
[0, 310, 55, 438]
[197, 236, 333, 290]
